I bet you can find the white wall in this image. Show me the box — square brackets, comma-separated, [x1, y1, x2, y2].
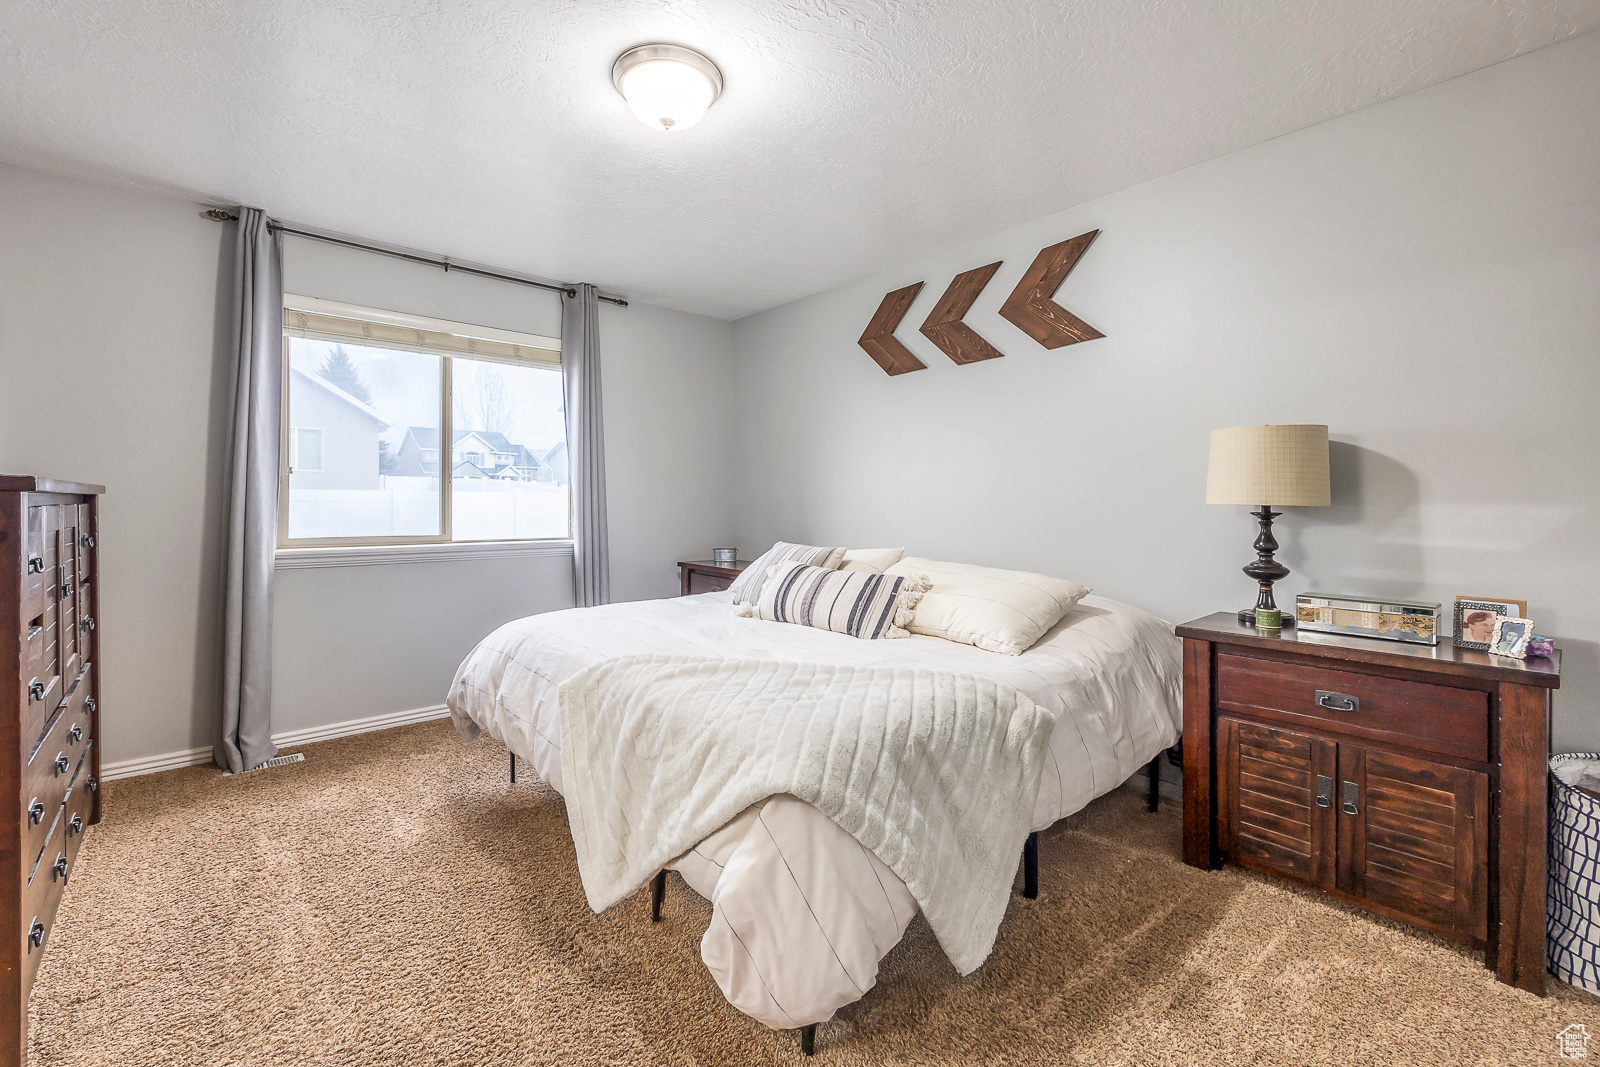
[731, 32, 1600, 749]
[274, 240, 735, 733]
[0, 163, 233, 764]
[0, 167, 735, 761]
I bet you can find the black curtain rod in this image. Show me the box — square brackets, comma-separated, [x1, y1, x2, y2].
[203, 209, 628, 307]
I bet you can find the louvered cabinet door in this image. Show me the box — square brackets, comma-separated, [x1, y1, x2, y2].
[1217, 717, 1337, 889]
[1337, 746, 1489, 942]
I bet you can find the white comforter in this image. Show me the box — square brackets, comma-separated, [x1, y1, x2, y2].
[448, 591, 1181, 1029]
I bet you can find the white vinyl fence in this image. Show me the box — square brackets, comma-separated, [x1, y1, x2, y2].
[288, 478, 570, 541]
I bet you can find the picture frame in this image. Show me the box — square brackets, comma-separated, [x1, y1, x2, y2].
[1453, 596, 1524, 651]
[1488, 616, 1535, 658]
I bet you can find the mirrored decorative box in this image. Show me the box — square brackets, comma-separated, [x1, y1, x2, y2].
[1295, 592, 1441, 646]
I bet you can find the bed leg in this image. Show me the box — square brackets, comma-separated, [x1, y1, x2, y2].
[509, 751, 516, 784]
[800, 1024, 816, 1056]
[1147, 755, 1161, 813]
[651, 870, 667, 923]
[1022, 831, 1039, 900]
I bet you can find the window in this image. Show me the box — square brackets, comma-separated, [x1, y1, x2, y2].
[279, 297, 568, 547]
[290, 428, 324, 473]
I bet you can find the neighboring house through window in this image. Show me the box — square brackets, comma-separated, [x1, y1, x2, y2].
[279, 296, 568, 546]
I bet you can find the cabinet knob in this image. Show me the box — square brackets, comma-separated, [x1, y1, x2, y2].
[68, 724, 84, 743]
[81, 616, 95, 632]
[27, 554, 45, 574]
[51, 855, 68, 882]
[28, 799, 45, 826]
[67, 815, 83, 837]
[28, 679, 45, 703]
[27, 921, 44, 951]
[1341, 780, 1360, 816]
[1315, 690, 1359, 713]
[54, 753, 70, 776]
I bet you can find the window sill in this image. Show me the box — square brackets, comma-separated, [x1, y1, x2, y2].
[274, 540, 574, 570]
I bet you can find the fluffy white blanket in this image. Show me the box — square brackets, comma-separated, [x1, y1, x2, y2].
[558, 654, 1055, 974]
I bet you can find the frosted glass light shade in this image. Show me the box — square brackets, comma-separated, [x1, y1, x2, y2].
[612, 44, 723, 133]
[1206, 425, 1331, 507]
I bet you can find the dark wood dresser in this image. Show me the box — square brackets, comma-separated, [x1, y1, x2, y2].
[1, 476, 103, 1061]
[678, 559, 750, 596]
[1177, 612, 1559, 994]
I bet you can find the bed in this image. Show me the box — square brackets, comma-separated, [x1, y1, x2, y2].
[447, 588, 1182, 1043]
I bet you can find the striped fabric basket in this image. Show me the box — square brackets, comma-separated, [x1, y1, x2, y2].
[1549, 753, 1600, 994]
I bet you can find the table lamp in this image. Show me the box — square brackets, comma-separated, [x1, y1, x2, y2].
[1206, 424, 1330, 628]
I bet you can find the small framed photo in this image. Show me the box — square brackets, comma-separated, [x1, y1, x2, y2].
[1454, 596, 1525, 651]
[1489, 616, 1535, 658]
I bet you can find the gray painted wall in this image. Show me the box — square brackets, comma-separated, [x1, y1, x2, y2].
[730, 32, 1600, 749]
[0, 165, 735, 761]
[275, 239, 736, 734]
[0, 163, 233, 765]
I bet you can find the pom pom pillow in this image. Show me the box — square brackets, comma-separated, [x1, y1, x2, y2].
[882, 557, 1091, 655]
[727, 541, 846, 605]
[739, 561, 931, 640]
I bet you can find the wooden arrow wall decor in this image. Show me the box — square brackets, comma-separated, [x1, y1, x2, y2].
[999, 230, 1104, 348]
[919, 261, 1004, 365]
[857, 282, 927, 376]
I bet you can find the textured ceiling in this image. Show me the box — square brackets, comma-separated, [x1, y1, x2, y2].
[2, 1, 1595, 319]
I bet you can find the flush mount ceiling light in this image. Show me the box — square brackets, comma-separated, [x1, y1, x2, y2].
[612, 43, 723, 133]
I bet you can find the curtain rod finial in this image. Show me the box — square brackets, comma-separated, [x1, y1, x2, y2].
[204, 208, 240, 222]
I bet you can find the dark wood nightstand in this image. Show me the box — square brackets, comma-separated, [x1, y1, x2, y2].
[678, 560, 751, 596]
[1176, 612, 1560, 994]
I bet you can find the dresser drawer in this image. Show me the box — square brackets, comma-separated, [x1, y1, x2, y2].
[1216, 651, 1489, 763]
[25, 674, 93, 805]
[21, 810, 69, 1000]
[20, 505, 55, 621]
[687, 570, 735, 595]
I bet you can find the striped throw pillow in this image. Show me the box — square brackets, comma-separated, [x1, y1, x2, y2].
[746, 561, 932, 640]
[727, 541, 846, 605]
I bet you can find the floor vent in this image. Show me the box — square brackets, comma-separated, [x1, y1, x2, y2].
[226, 752, 306, 776]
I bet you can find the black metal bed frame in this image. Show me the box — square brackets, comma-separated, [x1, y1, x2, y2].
[508, 748, 1171, 1056]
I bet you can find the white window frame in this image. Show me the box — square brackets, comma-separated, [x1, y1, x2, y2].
[277, 295, 567, 551]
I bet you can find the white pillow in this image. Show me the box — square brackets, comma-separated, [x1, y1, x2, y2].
[728, 541, 846, 605]
[838, 547, 905, 574]
[882, 557, 1091, 655]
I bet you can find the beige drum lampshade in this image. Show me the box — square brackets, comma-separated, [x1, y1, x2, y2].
[1206, 425, 1331, 507]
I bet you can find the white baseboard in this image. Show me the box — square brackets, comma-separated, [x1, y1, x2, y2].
[101, 703, 451, 782]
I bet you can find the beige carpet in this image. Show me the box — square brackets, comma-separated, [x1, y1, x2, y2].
[30, 720, 1600, 1065]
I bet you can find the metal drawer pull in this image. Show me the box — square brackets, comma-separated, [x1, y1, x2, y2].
[28, 679, 45, 703]
[51, 855, 68, 882]
[27, 921, 44, 951]
[81, 534, 94, 549]
[54, 753, 70, 775]
[68, 724, 83, 743]
[86, 777, 99, 793]
[67, 815, 83, 837]
[1315, 690, 1359, 713]
[81, 616, 95, 632]
[28, 799, 45, 826]
[1342, 780, 1360, 816]
[86, 697, 97, 714]
[1315, 775, 1334, 809]
[27, 554, 45, 574]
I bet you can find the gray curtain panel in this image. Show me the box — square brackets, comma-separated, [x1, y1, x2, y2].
[216, 208, 283, 773]
[561, 283, 611, 607]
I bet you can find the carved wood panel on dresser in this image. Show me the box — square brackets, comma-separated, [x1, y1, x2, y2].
[1179, 612, 1559, 994]
[1, 476, 104, 1066]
